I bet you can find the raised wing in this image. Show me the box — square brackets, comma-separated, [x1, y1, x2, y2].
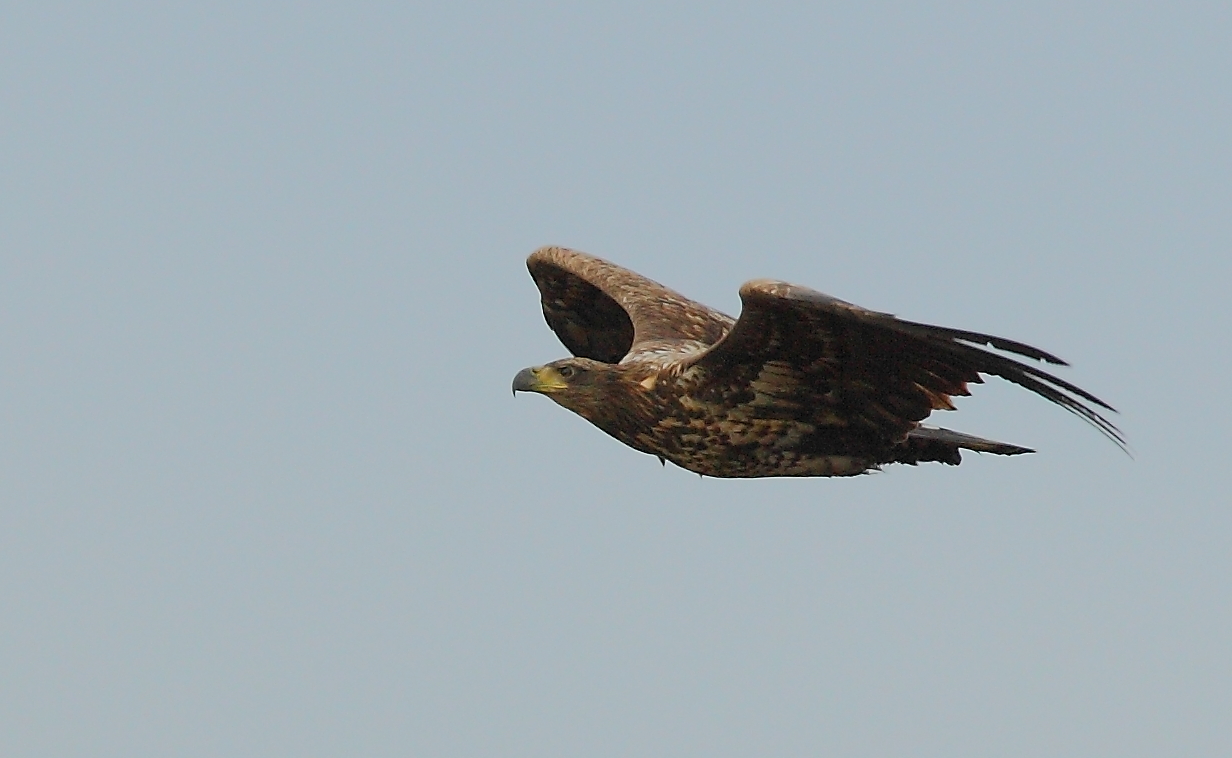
[527, 247, 733, 363]
[686, 279, 1123, 447]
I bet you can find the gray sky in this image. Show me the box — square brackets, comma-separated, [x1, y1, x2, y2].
[1, 3, 1228, 756]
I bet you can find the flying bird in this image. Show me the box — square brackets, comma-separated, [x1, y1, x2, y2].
[512, 247, 1121, 477]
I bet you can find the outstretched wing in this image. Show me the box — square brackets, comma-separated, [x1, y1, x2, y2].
[527, 247, 733, 363]
[686, 279, 1123, 448]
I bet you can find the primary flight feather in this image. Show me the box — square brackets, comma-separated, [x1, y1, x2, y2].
[512, 247, 1122, 478]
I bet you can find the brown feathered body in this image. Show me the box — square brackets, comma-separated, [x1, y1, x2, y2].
[544, 353, 962, 478]
[514, 247, 1121, 478]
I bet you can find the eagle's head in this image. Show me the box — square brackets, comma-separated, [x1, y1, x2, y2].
[513, 357, 608, 398]
[512, 357, 642, 425]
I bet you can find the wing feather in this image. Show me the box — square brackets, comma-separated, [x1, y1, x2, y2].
[526, 247, 733, 363]
[687, 279, 1124, 448]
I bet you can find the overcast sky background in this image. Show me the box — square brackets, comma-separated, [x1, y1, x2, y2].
[1, 3, 1229, 756]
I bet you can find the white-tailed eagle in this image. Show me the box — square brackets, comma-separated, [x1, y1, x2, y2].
[512, 247, 1122, 477]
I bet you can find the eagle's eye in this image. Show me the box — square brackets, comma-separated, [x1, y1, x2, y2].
[558, 365, 576, 379]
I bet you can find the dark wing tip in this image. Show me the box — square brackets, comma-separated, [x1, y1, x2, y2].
[736, 278, 1127, 453]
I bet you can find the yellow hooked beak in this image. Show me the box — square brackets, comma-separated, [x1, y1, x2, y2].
[511, 366, 568, 395]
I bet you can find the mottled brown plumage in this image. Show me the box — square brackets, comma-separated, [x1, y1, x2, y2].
[513, 246, 1122, 477]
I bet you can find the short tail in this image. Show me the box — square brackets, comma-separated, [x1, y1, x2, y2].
[893, 426, 1034, 466]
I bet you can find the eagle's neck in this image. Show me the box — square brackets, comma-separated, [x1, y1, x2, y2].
[553, 362, 665, 450]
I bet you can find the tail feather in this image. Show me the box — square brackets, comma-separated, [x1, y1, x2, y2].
[893, 426, 1034, 466]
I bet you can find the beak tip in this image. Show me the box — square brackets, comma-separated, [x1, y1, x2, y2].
[511, 366, 539, 394]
